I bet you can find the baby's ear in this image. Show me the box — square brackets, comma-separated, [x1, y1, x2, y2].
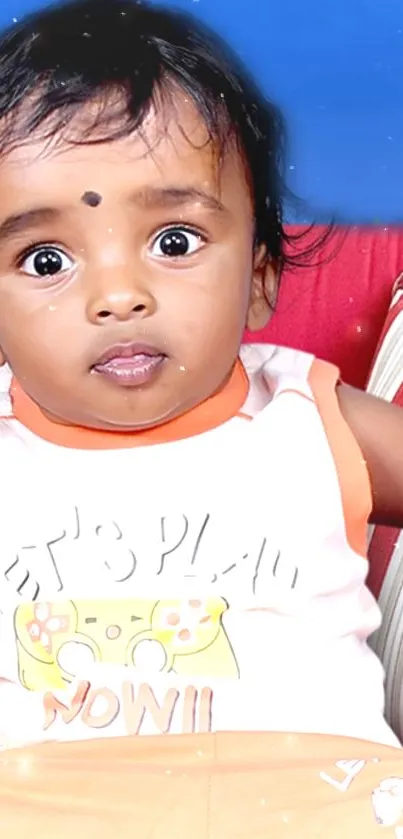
[0, 348, 7, 367]
[246, 246, 278, 332]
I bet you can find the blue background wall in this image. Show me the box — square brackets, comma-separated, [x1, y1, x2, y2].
[2, 0, 403, 222]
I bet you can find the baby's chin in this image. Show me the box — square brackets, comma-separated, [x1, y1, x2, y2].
[23, 361, 215, 434]
[38, 391, 195, 433]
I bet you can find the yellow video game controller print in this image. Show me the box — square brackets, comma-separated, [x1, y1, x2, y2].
[14, 596, 239, 691]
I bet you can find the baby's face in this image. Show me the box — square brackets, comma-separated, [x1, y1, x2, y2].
[0, 95, 272, 431]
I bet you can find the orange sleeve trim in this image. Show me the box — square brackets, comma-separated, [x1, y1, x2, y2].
[308, 359, 371, 557]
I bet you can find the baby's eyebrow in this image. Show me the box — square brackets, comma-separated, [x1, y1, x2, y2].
[128, 186, 228, 214]
[0, 207, 60, 244]
[0, 187, 228, 245]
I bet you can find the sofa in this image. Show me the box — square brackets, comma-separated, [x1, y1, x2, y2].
[244, 224, 403, 740]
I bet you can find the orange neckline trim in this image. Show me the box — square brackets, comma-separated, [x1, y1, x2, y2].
[10, 360, 249, 450]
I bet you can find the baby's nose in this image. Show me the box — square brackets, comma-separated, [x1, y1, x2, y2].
[86, 278, 157, 324]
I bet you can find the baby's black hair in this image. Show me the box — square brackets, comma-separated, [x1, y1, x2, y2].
[0, 0, 331, 274]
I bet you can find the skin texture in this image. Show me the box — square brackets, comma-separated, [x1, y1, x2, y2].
[337, 384, 403, 527]
[0, 96, 275, 432]
[0, 93, 401, 527]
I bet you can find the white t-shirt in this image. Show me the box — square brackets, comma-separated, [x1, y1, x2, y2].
[0, 345, 398, 748]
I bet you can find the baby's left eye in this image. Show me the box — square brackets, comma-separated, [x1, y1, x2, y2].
[150, 227, 204, 258]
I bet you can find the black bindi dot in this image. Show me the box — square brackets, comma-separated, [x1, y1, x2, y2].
[81, 190, 102, 208]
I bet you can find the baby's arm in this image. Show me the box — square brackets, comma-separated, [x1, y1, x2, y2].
[337, 384, 403, 527]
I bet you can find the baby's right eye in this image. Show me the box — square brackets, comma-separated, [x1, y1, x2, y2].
[19, 245, 74, 278]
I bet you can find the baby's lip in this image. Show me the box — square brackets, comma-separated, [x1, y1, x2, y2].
[92, 342, 166, 367]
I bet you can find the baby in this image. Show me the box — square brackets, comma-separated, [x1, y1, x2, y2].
[0, 0, 401, 749]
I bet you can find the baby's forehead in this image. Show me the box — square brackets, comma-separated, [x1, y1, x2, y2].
[0, 118, 245, 210]
[0, 92, 252, 226]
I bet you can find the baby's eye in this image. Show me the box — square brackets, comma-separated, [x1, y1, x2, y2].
[150, 227, 204, 259]
[19, 246, 74, 278]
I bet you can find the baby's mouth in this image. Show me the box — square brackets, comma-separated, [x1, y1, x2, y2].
[91, 342, 167, 387]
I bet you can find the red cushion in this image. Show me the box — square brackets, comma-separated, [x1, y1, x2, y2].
[244, 225, 403, 388]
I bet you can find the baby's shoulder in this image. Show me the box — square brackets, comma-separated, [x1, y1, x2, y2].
[240, 343, 315, 383]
